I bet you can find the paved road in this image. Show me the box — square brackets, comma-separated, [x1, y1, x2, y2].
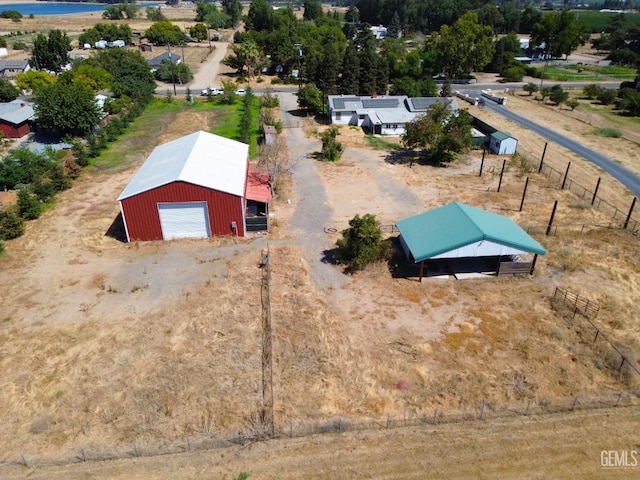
[468, 96, 640, 197]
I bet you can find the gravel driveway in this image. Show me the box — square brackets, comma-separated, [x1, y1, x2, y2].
[278, 92, 349, 295]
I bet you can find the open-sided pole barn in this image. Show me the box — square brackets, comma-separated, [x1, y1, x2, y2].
[396, 202, 546, 281]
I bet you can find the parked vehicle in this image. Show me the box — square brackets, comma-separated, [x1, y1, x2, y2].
[200, 87, 223, 96]
[235, 88, 247, 96]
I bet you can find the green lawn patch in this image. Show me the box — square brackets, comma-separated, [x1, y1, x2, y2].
[365, 135, 401, 150]
[91, 99, 182, 171]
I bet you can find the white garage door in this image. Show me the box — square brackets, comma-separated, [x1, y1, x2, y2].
[158, 202, 210, 240]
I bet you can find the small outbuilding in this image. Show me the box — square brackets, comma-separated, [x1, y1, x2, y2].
[0, 100, 33, 138]
[489, 131, 518, 155]
[396, 202, 545, 281]
[118, 131, 271, 242]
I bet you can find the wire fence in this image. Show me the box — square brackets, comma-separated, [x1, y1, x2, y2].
[3, 389, 639, 471]
[516, 143, 640, 233]
[552, 287, 640, 382]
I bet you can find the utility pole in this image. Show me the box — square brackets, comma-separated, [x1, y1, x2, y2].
[294, 43, 302, 90]
[168, 43, 177, 96]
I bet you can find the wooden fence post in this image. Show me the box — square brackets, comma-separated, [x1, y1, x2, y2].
[480, 401, 486, 420]
[623, 197, 637, 230]
[433, 409, 438, 426]
[497, 159, 506, 192]
[561, 162, 571, 190]
[571, 396, 578, 412]
[520, 177, 529, 212]
[386, 414, 391, 429]
[525, 399, 531, 416]
[591, 177, 601, 205]
[546, 201, 558, 236]
[538, 142, 547, 173]
[479, 146, 486, 177]
[615, 392, 623, 407]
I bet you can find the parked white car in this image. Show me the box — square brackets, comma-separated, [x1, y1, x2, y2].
[200, 87, 223, 96]
[235, 88, 247, 96]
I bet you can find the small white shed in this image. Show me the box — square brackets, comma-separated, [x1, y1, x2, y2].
[489, 131, 518, 155]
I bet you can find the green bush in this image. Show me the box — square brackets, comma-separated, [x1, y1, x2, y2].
[502, 66, 525, 82]
[0, 207, 25, 240]
[16, 188, 41, 220]
[0, 238, 5, 255]
[597, 88, 617, 105]
[582, 84, 602, 100]
[320, 126, 343, 162]
[593, 127, 622, 138]
[336, 213, 392, 272]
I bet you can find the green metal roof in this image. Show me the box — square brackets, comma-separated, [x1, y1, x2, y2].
[491, 131, 516, 141]
[395, 202, 546, 262]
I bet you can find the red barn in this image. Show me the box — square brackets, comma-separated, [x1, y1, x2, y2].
[118, 131, 254, 242]
[0, 100, 33, 138]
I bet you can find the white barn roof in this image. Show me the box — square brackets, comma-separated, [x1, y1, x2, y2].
[118, 131, 249, 201]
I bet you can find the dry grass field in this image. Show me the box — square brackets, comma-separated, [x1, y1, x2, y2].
[1, 6, 640, 478]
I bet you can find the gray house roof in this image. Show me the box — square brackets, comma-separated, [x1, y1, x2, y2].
[0, 100, 34, 125]
[147, 52, 181, 69]
[328, 95, 460, 126]
[0, 59, 29, 71]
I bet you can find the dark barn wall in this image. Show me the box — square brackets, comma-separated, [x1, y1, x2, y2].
[121, 181, 245, 241]
[0, 121, 29, 138]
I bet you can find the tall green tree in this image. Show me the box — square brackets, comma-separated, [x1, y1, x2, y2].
[427, 12, 495, 79]
[339, 41, 360, 94]
[189, 23, 209, 42]
[245, 0, 275, 32]
[530, 10, 590, 60]
[34, 78, 102, 135]
[303, 0, 323, 22]
[15, 70, 56, 95]
[30, 30, 71, 72]
[145, 21, 189, 45]
[0, 78, 20, 102]
[221, 0, 243, 27]
[402, 101, 473, 164]
[85, 49, 156, 100]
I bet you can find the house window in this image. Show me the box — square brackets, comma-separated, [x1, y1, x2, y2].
[392, 124, 398, 129]
[359, 114, 365, 120]
[336, 112, 341, 120]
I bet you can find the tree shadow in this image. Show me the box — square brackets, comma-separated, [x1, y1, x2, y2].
[105, 212, 127, 243]
[309, 151, 324, 162]
[384, 149, 449, 167]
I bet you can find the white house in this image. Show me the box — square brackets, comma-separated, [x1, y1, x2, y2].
[327, 95, 460, 136]
[370, 25, 388, 39]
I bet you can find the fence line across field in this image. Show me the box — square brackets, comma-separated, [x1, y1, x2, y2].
[4, 390, 639, 471]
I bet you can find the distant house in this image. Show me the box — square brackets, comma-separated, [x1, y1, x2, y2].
[370, 25, 388, 39]
[0, 59, 30, 78]
[147, 52, 182, 71]
[0, 100, 34, 138]
[327, 95, 460, 135]
[396, 202, 546, 281]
